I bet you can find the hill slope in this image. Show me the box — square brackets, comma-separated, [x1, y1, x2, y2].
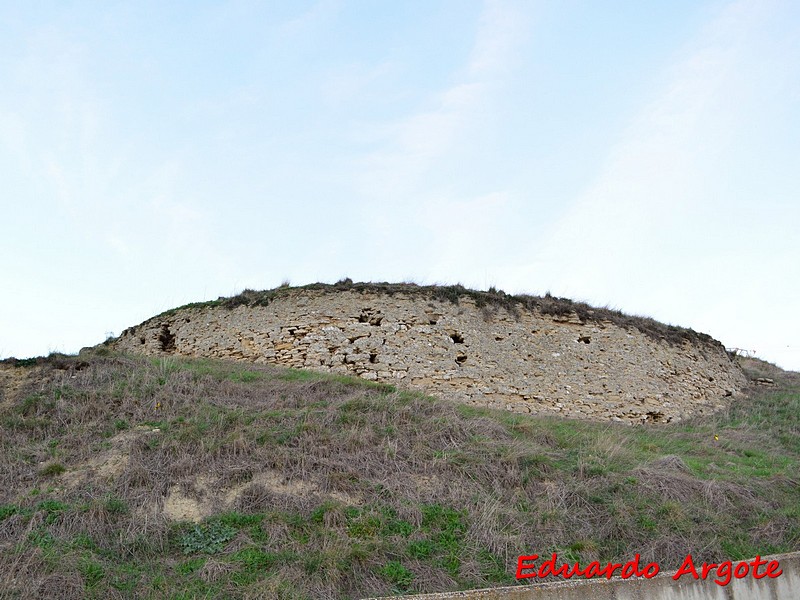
[0, 351, 797, 599]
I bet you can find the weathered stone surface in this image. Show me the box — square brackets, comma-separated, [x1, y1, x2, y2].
[110, 288, 747, 423]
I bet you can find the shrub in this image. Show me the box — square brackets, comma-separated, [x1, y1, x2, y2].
[380, 560, 414, 591]
[178, 521, 237, 555]
[39, 462, 66, 477]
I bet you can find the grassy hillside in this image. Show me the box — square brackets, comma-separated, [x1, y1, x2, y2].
[0, 351, 797, 599]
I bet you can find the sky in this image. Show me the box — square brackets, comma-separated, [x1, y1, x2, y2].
[1, 0, 798, 371]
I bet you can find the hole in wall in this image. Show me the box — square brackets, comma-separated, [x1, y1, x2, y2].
[158, 324, 176, 353]
[369, 353, 378, 364]
[450, 332, 464, 344]
[645, 411, 665, 423]
[578, 336, 591, 344]
[358, 309, 383, 326]
[139, 336, 146, 345]
[455, 354, 467, 365]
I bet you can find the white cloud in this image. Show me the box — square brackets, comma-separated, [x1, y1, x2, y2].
[351, 0, 532, 247]
[421, 190, 513, 282]
[356, 81, 488, 199]
[468, 0, 530, 76]
[320, 61, 396, 105]
[528, 0, 781, 295]
[279, 0, 341, 40]
[0, 112, 31, 175]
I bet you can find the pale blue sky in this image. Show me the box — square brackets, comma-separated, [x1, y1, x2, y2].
[2, 0, 798, 370]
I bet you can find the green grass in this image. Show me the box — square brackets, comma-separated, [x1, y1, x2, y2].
[380, 560, 414, 592]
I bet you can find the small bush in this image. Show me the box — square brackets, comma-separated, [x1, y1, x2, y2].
[178, 521, 237, 555]
[0, 505, 19, 521]
[176, 557, 206, 576]
[28, 528, 55, 549]
[105, 496, 128, 515]
[39, 462, 66, 477]
[407, 539, 434, 559]
[79, 558, 105, 588]
[36, 499, 69, 523]
[380, 560, 414, 591]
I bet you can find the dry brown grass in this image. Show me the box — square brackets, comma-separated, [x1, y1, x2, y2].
[0, 351, 796, 598]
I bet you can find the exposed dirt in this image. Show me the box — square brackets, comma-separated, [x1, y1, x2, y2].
[60, 426, 159, 491]
[0, 364, 33, 409]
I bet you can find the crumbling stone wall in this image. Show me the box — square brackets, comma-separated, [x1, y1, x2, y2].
[111, 288, 746, 423]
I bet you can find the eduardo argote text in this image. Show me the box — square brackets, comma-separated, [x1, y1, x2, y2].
[516, 553, 783, 586]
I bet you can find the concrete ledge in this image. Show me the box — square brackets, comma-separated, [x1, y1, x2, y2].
[367, 551, 799, 600]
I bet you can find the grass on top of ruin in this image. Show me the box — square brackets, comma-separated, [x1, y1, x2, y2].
[148, 279, 717, 347]
[0, 352, 797, 599]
